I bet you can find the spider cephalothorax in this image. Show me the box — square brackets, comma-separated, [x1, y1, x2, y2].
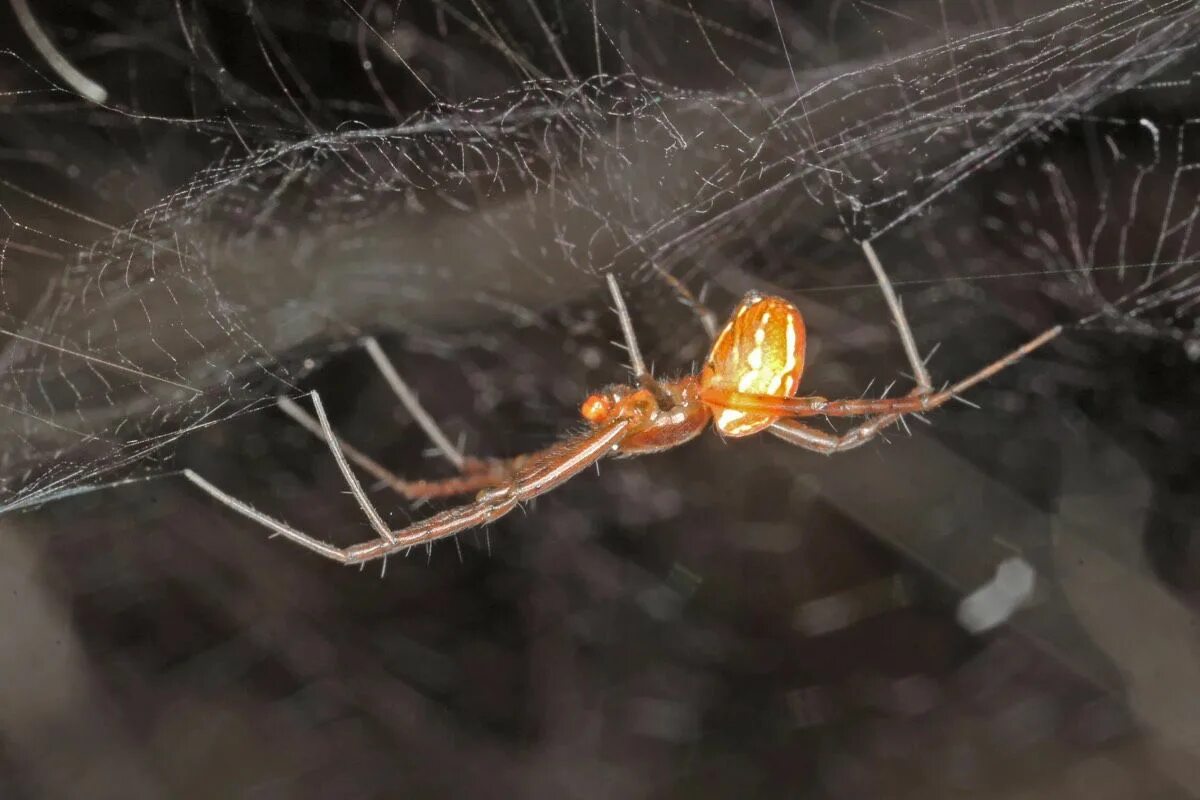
[580, 291, 810, 447]
[579, 378, 708, 455]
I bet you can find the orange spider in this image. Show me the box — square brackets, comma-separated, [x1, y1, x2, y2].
[183, 270, 1061, 567]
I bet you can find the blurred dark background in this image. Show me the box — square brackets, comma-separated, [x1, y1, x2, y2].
[2, 1, 1200, 798]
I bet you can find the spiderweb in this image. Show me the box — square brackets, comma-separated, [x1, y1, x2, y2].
[4, 3, 1200, 795]
[0, 0, 1197, 514]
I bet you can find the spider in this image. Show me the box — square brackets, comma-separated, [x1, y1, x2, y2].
[178, 243, 1062, 567]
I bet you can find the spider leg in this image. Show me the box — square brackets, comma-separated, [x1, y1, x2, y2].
[182, 469, 353, 562]
[391, 460, 509, 500]
[342, 420, 632, 564]
[285, 336, 512, 499]
[862, 240, 933, 393]
[277, 394, 405, 489]
[361, 335, 466, 471]
[301, 391, 399, 544]
[606, 273, 650, 380]
[767, 416, 900, 454]
[649, 262, 720, 338]
[706, 324, 1061, 453]
[362, 337, 577, 500]
[276, 394, 510, 501]
[184, 420, 630, 566]
[709, 325, 1061, 421]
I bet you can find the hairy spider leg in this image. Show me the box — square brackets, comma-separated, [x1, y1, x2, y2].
[742, 238, 997, 452]
[649, 262, 720, 338]
[651, 241, 935, 451]
[272, 276, 658, 507]
[361, 335, 466, 471]
[183, 419, 633, 565]
[183, 468, 351, 562]
[381, 275, 655, 498]
[388, 275, 655, 497]
[606, 273, 651, 380]
[703, 324, 1063, 454]
[755, 240, 938, 448]
[237, 391, 398, 546]
[340, 420, 632, 564]
[274, 333, 514, 502]
[276, 394, 404, 488]
[759, 239, 934, 453]
[275, 395, 511, 501]
[860, 240, 934, 394]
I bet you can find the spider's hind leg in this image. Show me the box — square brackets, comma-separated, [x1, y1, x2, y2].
[606, 273, 651, 381]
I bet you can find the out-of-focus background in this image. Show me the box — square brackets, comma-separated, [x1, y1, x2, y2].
[2, 1, 1200, 797]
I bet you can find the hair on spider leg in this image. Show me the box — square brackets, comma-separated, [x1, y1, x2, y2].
[950, 394, 983, 410]
[605, 273, 649, 379]
[862, 240, 933, 392]
[361, 336, 465, 471]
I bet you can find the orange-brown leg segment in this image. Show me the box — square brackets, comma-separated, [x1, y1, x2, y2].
[187, 420, 633, 566]
[703, 325, 1061, 420]
[276, 394, 502, 501]
[768, 414, 906, 454]
[394, 457, 511, 500]
[702, 325, 1062, 454]
[341, 420, 632, 564]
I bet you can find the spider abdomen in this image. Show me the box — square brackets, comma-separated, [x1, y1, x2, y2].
[700, 293, 807, 437]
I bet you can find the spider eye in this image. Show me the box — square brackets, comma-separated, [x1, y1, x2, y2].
[580, 394, 612, 422]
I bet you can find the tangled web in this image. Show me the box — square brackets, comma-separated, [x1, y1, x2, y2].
[0, 0, 1198, 511]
